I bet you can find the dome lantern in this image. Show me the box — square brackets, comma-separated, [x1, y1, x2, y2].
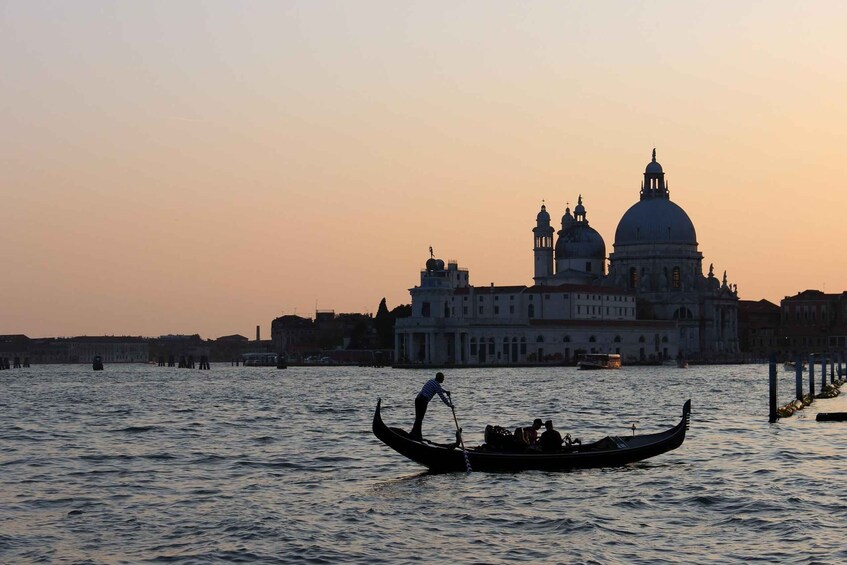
[641, 148, 668, 200]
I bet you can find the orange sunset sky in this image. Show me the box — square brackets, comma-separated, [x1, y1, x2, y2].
[2, 1, 846, 339]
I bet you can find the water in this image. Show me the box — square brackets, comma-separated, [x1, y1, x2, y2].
[2, 364, 846, 564]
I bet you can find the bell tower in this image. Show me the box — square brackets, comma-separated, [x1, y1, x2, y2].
[533, 203, 554, 284]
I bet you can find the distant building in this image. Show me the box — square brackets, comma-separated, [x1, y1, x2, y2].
[61, 336, 149, 363]
[778, 290, 847, 356]
[271, 311, 385, 361]
[737, 299, 781, 358]
[147, 334, 209, 362]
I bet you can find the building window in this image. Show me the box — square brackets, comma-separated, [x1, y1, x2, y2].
[479, 306, 483, 315]
[529, 304, 535, 318]
[629, 267, 638, 289]
[422, 302, 431, 317]
[470, 339, 477, 355]
[589, 335, 596, 343]
[488, 338, 495, 354]
[586, 261, 592, 272]
[509, 305, 515, 314]
[494, 306, 500, 315]
[672, 267, 681, 289]
[614, 335, 621, 343]
[463, 306, 468, 315]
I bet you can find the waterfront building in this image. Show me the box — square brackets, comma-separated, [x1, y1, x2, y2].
[737, 299, 780, 359]
[395, 150, 739, 365]
[778, 290, 847, 356]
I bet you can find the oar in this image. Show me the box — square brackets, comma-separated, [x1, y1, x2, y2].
[448, 393, 472, 473]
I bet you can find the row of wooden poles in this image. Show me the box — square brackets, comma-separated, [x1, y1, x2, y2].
[154, 355, 211, 369]
[768, 353, 846, 423]
[0, 357, 30, 369]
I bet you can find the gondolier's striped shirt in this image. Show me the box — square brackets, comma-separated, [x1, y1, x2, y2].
[418, 379, 451, 406]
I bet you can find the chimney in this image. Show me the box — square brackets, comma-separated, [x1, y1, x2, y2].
[256, 325, 260, 342]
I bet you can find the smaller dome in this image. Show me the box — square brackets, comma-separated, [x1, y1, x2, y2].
[435, 259, 445, 270]
[645, 160, 663, 174]
[425, 258, 438, 271]
[645, 148, 663, 174]
[574, 198, 586, 218]
[536, 204, 550, 222]
[561, 207, 574, 229]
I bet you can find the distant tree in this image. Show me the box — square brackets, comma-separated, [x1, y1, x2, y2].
[375, 298, 393, 347]
[374, 299, 412, 348]
[391, 304, 411, 318]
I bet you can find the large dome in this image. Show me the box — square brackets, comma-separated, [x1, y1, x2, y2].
[614, 199, 697, 246]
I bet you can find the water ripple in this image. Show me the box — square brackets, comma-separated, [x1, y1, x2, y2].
[2, 364, 847, 563]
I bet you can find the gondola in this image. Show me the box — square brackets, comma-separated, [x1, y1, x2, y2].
[373, 398, 690, 473]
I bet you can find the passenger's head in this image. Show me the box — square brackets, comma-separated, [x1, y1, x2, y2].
[435, 372, 444, 383]
[545, 420, 554, 430]
[532, 418, 543, 429]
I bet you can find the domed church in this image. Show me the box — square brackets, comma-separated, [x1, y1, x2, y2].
[394, 150, 739, 366]
[607, 150, 739, 356]
[533, 149, 739, 357]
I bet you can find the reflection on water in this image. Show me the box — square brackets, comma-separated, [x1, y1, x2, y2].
[2, 364, 847, 563]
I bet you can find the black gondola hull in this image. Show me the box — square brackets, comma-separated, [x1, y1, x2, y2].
[373, 399, 690, 473]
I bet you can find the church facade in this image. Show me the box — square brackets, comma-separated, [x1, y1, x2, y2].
[394, 151, 739, 365]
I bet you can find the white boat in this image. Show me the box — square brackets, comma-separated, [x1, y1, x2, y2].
[577, 353, 622, 370]
[242, 352, 279, 367]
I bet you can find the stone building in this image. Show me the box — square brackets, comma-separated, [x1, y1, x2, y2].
[395, 150, 739, 365]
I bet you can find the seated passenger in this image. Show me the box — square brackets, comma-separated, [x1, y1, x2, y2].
[522, 418, 543, 446]
[539, 420, 564, 452]
[513, 426, 528, 447]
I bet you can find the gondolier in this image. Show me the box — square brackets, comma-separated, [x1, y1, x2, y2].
[411, 372, 453, 440]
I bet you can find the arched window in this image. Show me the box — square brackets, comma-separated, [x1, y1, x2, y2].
[536, 335, 544, 343]
[662, 336, 669, 343]
[614, 335, 621, 343]
[673, 307, 694, 320]
[638, 335, 646, 343]
[488, 338, 495, 355]
[672, 267, 681, 289]
[589, 335, 596, 343]
[563, 335, 571, 342]
[470, 338, 477, 355]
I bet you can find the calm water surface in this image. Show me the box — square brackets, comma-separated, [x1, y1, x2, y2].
[2, 364, 846, 564]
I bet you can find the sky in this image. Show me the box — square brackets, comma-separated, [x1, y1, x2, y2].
[2, 1, 847, 339]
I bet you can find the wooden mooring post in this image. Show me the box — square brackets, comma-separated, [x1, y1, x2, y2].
[769, 354, 778, 423]
[821, 353, 827, 391]
[809, 354, 815, 397]
[795, 355, 803, 401]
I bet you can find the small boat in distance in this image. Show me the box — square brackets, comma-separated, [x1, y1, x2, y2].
[577, 353, 622, 370]
[373, 398, 690, 473]
[242, 352, 278, 367]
